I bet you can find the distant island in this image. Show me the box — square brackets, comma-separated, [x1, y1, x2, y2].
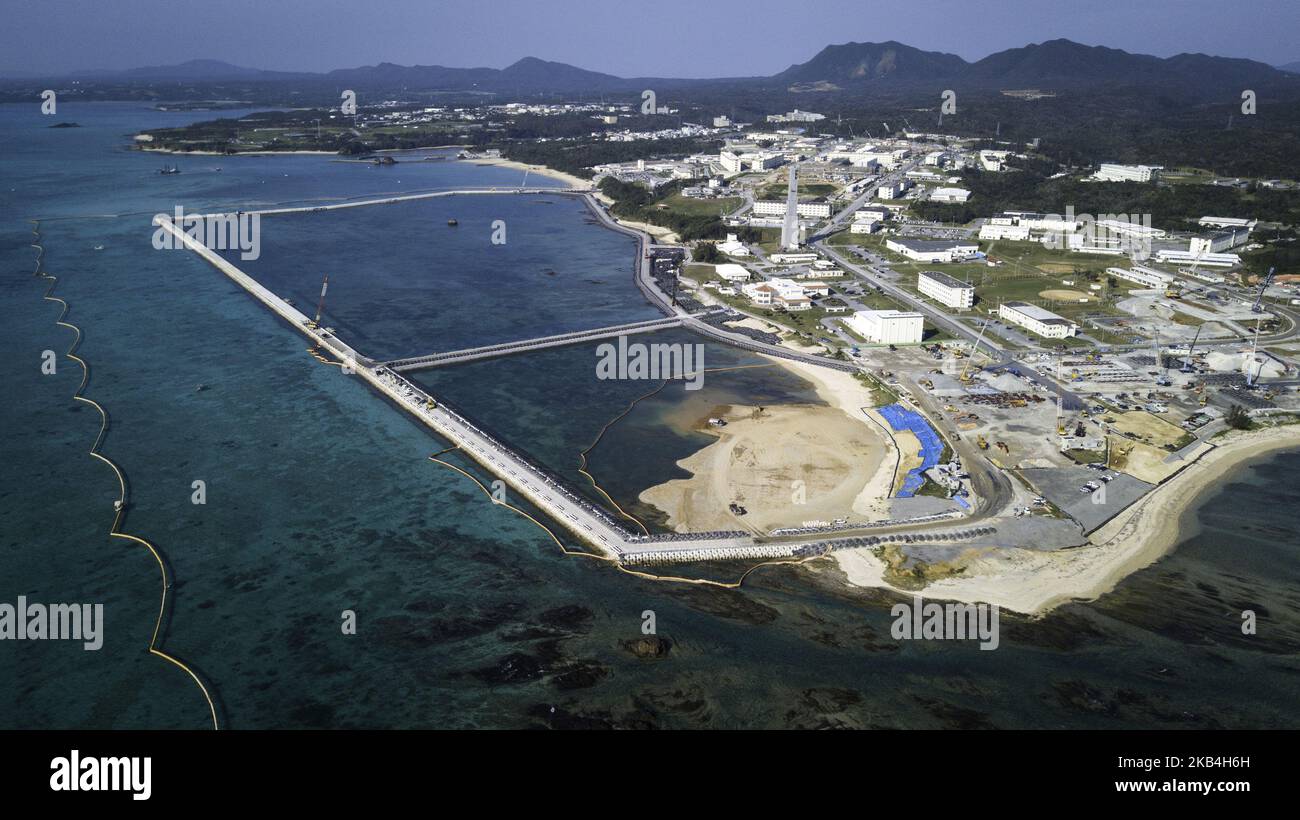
[47, 122, 80, 128]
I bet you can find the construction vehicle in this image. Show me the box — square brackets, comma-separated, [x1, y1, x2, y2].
[976, 435, 990, 450]
[1251, 266, 1276, 313]
[1164, 286, 1182, 299]
[1181, 326, 1202, 373]
[306, 274, 329, 329]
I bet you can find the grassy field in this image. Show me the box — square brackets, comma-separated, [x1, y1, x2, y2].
[836, 234, 1138, 345]
[651, 194, 743, 218]
[756, 181, 838, 200]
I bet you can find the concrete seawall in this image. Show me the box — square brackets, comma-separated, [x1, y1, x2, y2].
[156, 206, 981, 566]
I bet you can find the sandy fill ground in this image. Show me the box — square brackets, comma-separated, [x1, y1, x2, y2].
[639, 357, 898, 532]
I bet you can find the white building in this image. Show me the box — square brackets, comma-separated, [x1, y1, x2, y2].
[720, 150, 783, 174]
[1182, 268, 1227, 284]
[768, 277, 814, 311]
[1094, 163, 1161, 183]
[1155, 250, 1240, 267]
[1198, 216, 1255, 230]
[877, 179, 913, 200]
[766, 109, 826, 123]
[847, 309, 925, 344]
[979, 223, 1031, 241]
[768, 252, 819, 264]
[1106, 266, 1173, 289]
[714, 263, 752, 283]
[886, 238, 980, 263]
[713, 115, 731, 128]
[992, 211, 1080, 233]
[998, 301, 1078, 338]
[752, 200, 832, 219]
[979, 150, 1010, 171]
[918, 270, 976, 309]
[851, 218, 882, 234]
[930, 187, 971, 203]
[716, 234, 750, 257]
[1190, 228, 1250, 255]
[1095, 218, 1166, 240]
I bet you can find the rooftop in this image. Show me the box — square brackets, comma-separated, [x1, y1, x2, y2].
[1002, 301, 1073, 325]
[889, 238, 979, 251]
[919, 269, 974, 290]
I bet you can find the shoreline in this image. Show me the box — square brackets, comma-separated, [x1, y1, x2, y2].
[638, 354, 899, 532]
[138, 146, 337, 156]
[459, 156, 594, 190]
[834, 425, 1300, 615]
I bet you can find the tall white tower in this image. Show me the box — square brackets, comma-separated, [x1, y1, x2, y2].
[780, 163, 800, 250]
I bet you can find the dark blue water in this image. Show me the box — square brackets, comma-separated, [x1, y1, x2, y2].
[222, 193, 660, 359]
[3, 103, 1299, 729]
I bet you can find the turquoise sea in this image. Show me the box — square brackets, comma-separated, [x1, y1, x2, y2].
[2, 102, 1299, 729]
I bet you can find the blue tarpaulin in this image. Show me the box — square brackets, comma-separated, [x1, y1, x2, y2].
[878, 403, 944, 498]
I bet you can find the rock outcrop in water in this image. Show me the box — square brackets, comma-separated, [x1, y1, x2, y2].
[622, 635, 672, 659]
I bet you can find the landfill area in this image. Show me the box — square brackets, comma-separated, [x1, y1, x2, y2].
[1103, 291, 1272, 343]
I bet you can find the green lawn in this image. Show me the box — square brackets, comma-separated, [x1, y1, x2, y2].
[652, 194, 743, 217]
[757, 181, 838, 200]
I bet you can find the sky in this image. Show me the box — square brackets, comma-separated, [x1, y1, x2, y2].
[3, 0, 1298, 77]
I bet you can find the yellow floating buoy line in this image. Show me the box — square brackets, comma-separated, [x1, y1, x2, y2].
[428, 440, 830, 592]
[29, 221, 220, 730]
[575, 379, 671, 536]
[574, 361, 780, 536]
[306, 344, 347, 367]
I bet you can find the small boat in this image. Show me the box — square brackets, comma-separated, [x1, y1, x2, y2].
[159, 165, 179, 175]
[195, 383, 207, 392]
[92, 244, 104, 251]
[447, 218, 458, 226]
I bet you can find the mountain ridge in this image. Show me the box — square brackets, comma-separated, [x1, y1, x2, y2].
[13, 40, 1296, 96]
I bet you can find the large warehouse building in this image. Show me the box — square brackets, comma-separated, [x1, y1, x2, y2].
[847, 309, 925, 344]
[885, 238, 980, 263]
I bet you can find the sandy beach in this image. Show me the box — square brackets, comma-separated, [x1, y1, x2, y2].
[639, 355, 900, 532]
[462, 156, 595, 190]
[835, 424, 1300, 615]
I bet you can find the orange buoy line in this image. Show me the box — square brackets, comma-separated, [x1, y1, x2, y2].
[30, 221, 219, 730]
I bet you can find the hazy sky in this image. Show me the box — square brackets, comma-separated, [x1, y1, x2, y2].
[4, 0, 1298, 76]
